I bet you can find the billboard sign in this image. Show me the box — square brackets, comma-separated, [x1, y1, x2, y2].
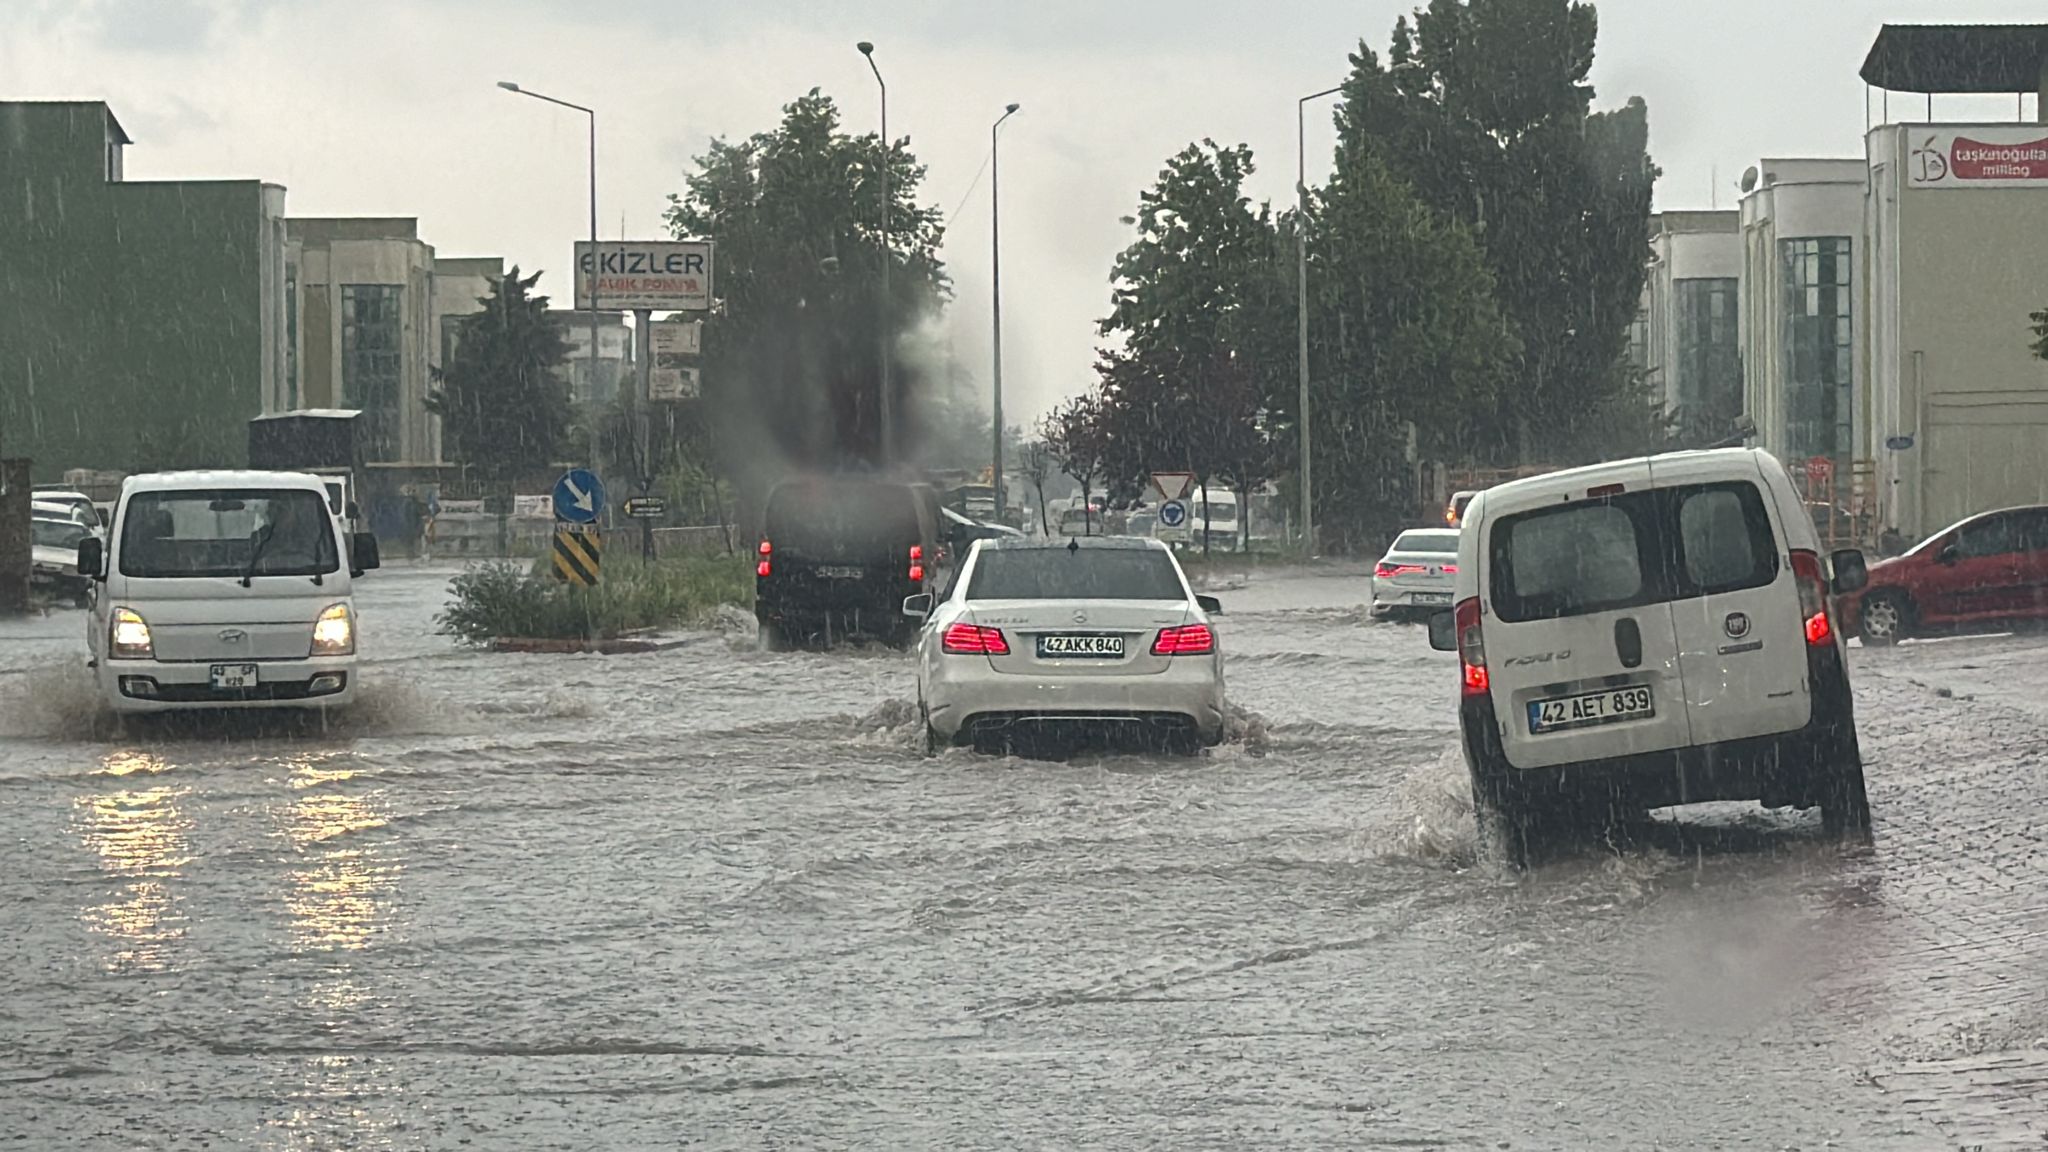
[574, 241, 713, 310]
[1908, 128, 2048, 189]
[649, 321, 702, 401]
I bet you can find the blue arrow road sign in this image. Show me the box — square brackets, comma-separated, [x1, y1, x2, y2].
[1158, 500, 1188, 528]
[553, 469, 606, 524]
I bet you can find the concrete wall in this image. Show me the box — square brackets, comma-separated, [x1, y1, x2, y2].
[0, 102, 281, 479]
[1867, 123, 2048, 540]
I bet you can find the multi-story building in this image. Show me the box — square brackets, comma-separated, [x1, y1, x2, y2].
[1860, 22, 2048, 541]
[548, 309, 633, 406]
[1737, 158, 1868, 471]
[284, 218, 439, 467]
[430, 256, 504, 376]
[1638, 211, 1743, 445]
[0, 101, 287, 477]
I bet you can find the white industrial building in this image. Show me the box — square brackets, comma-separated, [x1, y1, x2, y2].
[1637, 210, 1743, 445]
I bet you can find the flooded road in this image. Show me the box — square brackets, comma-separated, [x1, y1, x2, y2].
[4, 563, 2046, 1149]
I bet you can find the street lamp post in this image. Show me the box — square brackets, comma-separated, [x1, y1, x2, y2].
[497, 81, 599, 451]
[990, 103, 1020, 524]
[857, 41, 894, 467]
[1297, 84, 1343, 558]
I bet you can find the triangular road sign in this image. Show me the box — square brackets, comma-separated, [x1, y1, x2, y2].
[1150, 471, 1194, 501]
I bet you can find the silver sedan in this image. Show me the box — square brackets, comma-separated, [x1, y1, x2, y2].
[1369, 527, 1460, 621]
[906, 537, 1226, 755]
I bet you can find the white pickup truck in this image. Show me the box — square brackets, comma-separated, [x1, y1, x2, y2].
[78, 471, 381, 712]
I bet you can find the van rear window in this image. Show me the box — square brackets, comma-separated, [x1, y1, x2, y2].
[1488, 481, 1778, 622]
[765, 483, 922, 562]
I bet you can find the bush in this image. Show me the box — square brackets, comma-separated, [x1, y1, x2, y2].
[438, 556, 753, 645]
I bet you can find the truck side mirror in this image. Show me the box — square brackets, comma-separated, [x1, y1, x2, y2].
[77, 536, 105, 580]
[351, 532, 381, 575]
[1427, 610, 1458, 652]
[1829, 549, 1868, 595]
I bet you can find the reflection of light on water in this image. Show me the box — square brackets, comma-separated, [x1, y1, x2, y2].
[72, 785, 192, 973]
[99, 749, 171, 777]
[280, 763, 399, 954]
[266, 1054, 403, 1152]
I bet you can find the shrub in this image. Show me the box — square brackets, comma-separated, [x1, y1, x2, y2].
[438, 556, 752, 645]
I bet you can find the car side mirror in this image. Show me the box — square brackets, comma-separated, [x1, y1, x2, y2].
[77, 535, 104, 580]
[1936, 542, 1960, 566]
[902, 592, 933, 619]
[351, 532, 381, 575]
[1427, 610, 1458, 652]
[1196, 594, 1223, 615]
[1829, 549, 1868, 595]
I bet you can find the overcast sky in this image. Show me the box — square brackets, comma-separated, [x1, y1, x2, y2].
[7, 0, 2043, 424]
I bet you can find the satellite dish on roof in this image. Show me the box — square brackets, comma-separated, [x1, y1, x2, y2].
[1739, 166, 1760, 193]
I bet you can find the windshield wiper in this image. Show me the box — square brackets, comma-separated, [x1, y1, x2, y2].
[241, 524, 276, 588]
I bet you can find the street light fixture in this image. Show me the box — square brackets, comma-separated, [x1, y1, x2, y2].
[497, 79, 600, 455]
[990, 102, 1020, 524]
[857, 41, 894, 467]
[1296, 83, 1344, 558]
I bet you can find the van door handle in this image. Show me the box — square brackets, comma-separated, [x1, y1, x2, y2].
[1614, 617, 1643, 668]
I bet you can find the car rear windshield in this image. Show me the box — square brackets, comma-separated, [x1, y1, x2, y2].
[968, 548, 1186, 601]
[766, 482, 923, 563]
[33, 520, 89, 549]
[1392, 530, 1460, 554]
[118, 489, 339, 580]
[1488, 481, 1778, 622]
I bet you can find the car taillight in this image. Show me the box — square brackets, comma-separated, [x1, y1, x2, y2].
[1376, 562, 1427, 578]
[1790, 549, 1832, 646]
[1152, 624, 1215, 655]
[1443, 564, 1458, 574]
[1455, 596, 1488, 696]
[941, 623, 1010, 655]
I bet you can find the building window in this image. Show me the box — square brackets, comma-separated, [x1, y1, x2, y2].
[341, 284, 404, 461]
[1626, 306, 1650, 379]
[1780, 238, 1852, 463]
[1674, 278, 1741, 443]
[284, 266, 299, 409]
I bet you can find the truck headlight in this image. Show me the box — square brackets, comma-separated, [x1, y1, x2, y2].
[310, 604, 355, 657]
[110, 607, 155, 660]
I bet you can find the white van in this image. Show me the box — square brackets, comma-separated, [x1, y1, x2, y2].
[1427, 449, 1872, 866]
[78, 471, 381, 712]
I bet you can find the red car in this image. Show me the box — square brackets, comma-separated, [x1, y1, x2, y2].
[1841, 505, 2048, 644]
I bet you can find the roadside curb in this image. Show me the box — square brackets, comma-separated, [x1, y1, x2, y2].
[488, 636, 689, 655]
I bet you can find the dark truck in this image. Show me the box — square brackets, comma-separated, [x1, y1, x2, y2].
[755, 476, 947, 649]
[247, 410, 365, 530]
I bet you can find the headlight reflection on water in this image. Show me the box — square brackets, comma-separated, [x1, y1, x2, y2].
[72, 767, 192, 973]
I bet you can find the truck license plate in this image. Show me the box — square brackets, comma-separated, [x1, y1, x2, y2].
[210, 664, 259, 690]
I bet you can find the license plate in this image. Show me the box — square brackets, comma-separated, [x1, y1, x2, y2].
[1412, 592, 1452, 605]
[210, 663, 259, 690]
[1528, 685, 1654, 734]
[1037, 634, 1124, 659]
[816, 566, 864, 579]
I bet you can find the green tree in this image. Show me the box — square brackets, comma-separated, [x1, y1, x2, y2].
[663, 89, 947, 505]
[426, 267, 573, 545]
[1340, 0, 1658, 463]
[2031, 306, 2048, 361]
[1041, 393, 1109, 533]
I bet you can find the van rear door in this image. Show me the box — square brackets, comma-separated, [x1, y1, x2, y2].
[1663, 465, 1812, 745]
[1481, 466, 1695, 771]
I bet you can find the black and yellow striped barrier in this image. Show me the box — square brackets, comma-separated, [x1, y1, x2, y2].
[552, 525, 602, 586]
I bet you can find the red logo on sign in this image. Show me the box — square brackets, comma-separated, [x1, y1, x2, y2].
[1949, 135, 2048, 181]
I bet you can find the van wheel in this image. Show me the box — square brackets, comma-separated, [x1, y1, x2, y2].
[1470, 760, 1538, 870]
[1859, 592, 1911, 646]
[758, 618, 790, 652]
[1819, 731, 1873, 843]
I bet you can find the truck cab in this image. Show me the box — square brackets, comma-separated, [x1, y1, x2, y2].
[79, 471, 380, 712]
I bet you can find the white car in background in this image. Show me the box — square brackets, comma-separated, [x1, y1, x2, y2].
[31, 516, 94, 607]
[907, 536, 1226, 755]
[1371, 528, 1460, 621]
[31, 488, 105, 533]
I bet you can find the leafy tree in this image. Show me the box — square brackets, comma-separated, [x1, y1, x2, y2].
[427, 267, 573, 548]
[1340, 0, 1657, 463]
[1017, 439, 1055, 536]
[663, 89, 947, 511]
[1041, 393, 1109, 533]
[2031, 306, 2048, 361]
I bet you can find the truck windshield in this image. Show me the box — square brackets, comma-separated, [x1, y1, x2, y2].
[118, 489, 339, 579]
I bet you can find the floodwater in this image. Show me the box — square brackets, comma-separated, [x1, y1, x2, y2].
[3, 563, 2045, 1149]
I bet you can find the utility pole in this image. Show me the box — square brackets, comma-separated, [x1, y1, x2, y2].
[991, 103, 1020, 523]
[858, 42, 894, 467]
[1296, 84, 1343, 558]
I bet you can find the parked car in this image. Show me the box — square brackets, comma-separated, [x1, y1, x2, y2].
[1427, 448, 1871, 867]
[31, 516, 94, 606]
[80, 470, 381, 713]
[907, 536, 1225, 755]
[1371, 528, 1460, 621]
[1841, 504, 2048, 645]
[755, 476, 945, 649]
[31, 487, 105, 532]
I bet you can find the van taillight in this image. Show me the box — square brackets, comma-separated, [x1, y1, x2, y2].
[908, 544, 924, 583]
[1790, 550, 1832, 646]
[1455, 597, 1488, 696]
[756, 540, 772, 579]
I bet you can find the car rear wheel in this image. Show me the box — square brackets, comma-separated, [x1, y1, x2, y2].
[1859, 592, 1912, 646]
